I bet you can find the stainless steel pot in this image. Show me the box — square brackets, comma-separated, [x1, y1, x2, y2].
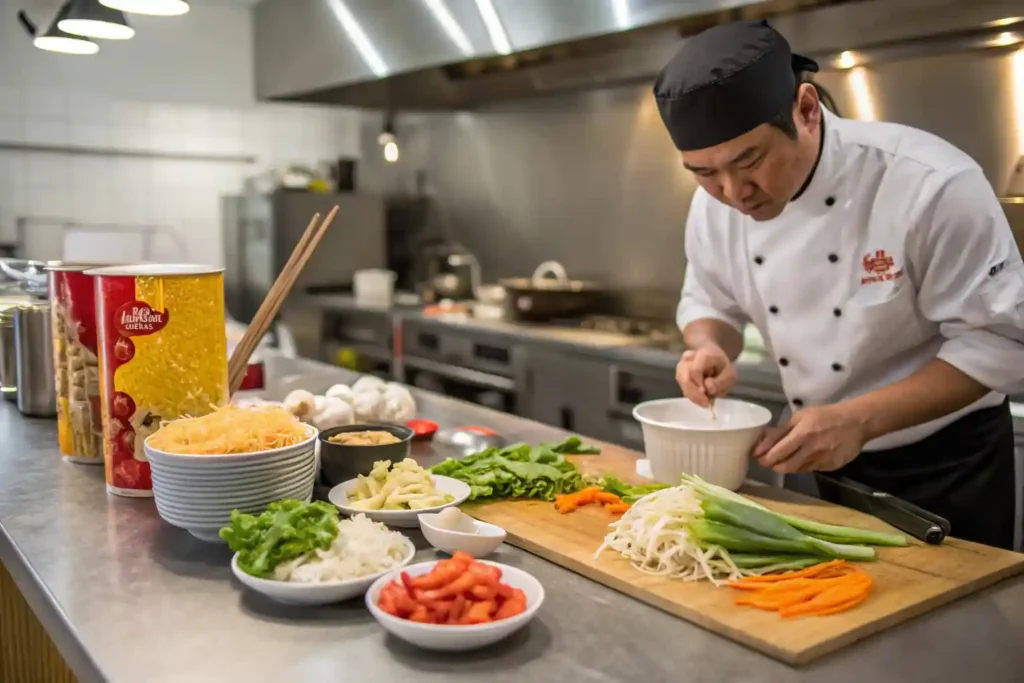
[499, 261, 604, 322]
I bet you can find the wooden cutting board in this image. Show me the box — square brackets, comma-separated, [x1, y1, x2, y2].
[462, 441, 1024, 665]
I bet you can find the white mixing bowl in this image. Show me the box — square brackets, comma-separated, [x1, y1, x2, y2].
[633, 398, 773, 490]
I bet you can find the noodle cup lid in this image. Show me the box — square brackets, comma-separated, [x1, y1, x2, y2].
[83, 264, 224, 277]
[45, 261, 128, 272]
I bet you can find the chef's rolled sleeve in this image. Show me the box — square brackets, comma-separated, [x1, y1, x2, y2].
[677, 194, 748, 332]
[913, 167, 1024, 393]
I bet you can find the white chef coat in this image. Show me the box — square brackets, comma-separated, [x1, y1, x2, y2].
[678, 108, 1024, 451]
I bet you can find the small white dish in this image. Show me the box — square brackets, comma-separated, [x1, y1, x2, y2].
[418, 513, 506, 557]
[230, 537, 416, 605]
[365, 560, 544, 652]
[328, 475, 471, 528]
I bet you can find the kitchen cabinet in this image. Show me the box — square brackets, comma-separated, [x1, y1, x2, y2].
[520, 348, 615, 442]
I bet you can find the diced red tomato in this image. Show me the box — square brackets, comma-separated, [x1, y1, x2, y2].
[111, 392, 135, 420]
[113, 336, 134, 363]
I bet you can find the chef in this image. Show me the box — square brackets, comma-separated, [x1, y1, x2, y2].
[656, 19, 1024, 549]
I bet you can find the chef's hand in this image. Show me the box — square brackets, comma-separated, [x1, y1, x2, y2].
[753, 404, 867, 474]
[676, 344, 737, 408]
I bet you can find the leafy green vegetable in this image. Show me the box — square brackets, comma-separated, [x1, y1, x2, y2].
[219, 499, 340, 577]
[595, 474, 670, 503]
[680, 473, 907, 548]
[430, 436, 599, 502]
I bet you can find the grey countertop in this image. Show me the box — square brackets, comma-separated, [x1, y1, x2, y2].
[3, 357, 1024, 683]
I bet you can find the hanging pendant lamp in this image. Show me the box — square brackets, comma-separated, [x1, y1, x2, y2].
[98, 0, 189, 16]
[34, 2, 100, 55]
[60, 0, 134, 40]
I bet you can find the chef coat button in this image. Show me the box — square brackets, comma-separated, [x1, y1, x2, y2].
[833, 308, 842, 317]
[769, 305, 779, 314]
[828, 253, 839, 263]
[825, 196, 836, 207]
[832, 363, 843, 372]
[793, 398, 804, 408]
[779, 357, 789, 367]
[754, 255, 764, 265]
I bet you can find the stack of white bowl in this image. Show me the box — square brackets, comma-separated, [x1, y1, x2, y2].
[145, 428, 318, 543]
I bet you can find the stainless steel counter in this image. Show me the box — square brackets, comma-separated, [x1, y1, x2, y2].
[3, 357, 1024, 683]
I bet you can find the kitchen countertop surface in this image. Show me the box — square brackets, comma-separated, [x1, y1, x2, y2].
[3, 357, 1024, 683]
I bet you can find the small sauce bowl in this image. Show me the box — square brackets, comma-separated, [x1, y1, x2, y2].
[418, 512, 506, 557]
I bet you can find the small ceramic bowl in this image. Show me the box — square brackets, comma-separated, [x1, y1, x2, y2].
[418, 513, 506, 557]
[365, 560, 544, 652]
[318, 423, 414, 486]
[328, 475, 471, 528]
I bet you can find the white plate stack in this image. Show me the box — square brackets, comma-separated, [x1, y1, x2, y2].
[144, 428, 319, 543]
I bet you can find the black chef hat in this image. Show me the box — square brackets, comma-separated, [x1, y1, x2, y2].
[653, 19, 818, 152]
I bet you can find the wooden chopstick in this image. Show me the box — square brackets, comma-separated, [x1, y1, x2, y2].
[227, 205, 340, 394]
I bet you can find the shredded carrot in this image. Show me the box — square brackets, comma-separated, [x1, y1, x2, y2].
[728, 560, 873, 618]
[553, 488, 629, 516]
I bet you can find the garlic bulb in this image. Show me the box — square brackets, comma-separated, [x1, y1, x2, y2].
[352, 375, 387, 395]
[351, 391, 381, 422]
[380, 382, 416, 423]
[283, 389, 316, 419]
[310, 396, 354, 431]
[325, 383, 355, 404]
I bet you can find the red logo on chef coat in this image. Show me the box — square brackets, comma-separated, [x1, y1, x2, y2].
[861, 250, 904, 285]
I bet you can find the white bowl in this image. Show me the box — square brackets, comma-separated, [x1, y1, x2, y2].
[633, 397, 772, 490]
[365, 560, 544, 652]
[418, 513, 506, 557]
[230, 537, 416, 605]
[158, 495, 315, 542]
[328, 476, 471, 528]
[153, 481, 315, 516]
[150, 457, 315, 486]
[144, 428, 317, 468]
[150, 466, 316, 499]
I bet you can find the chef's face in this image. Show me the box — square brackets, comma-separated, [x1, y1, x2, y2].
[681, 84, 822, 221]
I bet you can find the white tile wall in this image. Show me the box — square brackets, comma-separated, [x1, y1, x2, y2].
[0, 85, 362, 265]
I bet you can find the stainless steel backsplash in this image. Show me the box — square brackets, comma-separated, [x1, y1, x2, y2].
[361, 48, 1022, 320]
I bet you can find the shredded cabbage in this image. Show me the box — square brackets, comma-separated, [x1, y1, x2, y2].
[273, 514, 409, 583]
[594, 486, 743, 585]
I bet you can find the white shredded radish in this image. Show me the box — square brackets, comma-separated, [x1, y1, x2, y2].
[594, 486, 742, 586]
[273, 514, 409, 583]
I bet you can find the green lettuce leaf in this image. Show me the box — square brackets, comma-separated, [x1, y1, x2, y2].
[219, 499, 339, 578]
[430, 436, 598, 502]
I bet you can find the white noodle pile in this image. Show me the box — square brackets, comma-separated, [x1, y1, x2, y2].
[594, 486, 742, 585]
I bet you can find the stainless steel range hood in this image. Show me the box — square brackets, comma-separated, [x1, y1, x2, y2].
[254, 0, 1024, 110]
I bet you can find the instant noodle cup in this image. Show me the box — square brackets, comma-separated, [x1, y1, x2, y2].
[87, 265, 229, 497]
[47, 262, 112, 464]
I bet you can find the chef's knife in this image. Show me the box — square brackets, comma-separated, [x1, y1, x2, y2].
[815, 474, 950, 545]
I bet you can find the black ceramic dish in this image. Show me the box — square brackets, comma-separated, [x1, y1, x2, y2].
[317, 423, 414, 486]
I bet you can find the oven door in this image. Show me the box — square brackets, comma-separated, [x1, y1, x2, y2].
[403, 357, 517, 414]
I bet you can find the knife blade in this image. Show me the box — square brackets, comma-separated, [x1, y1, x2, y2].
[815, 474, 950, 545]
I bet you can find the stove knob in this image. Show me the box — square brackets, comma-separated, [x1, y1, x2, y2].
[517, 296, 533, 311]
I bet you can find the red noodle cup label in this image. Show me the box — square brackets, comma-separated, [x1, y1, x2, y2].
[115, 302, 169, 337]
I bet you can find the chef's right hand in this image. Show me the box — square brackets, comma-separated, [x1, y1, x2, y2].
[676, 345, 737, 408]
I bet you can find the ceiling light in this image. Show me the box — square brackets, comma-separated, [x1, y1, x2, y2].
[34, 3, 100, 54]
[60, 0, 134, 40]
[99, 0, 189, 16]
[422, 0, 473, 56]
[836, 51, 857, 69]
[327, 0, 389, 77]
[474, 0, 511, 55]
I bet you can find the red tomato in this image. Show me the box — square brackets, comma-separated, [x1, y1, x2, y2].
[113, 459, 151, 490]
[110, 392, 136, 420]
[113, 337, 134, 363]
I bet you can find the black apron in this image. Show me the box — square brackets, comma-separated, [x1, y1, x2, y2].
[816, 399, 1017, 550]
